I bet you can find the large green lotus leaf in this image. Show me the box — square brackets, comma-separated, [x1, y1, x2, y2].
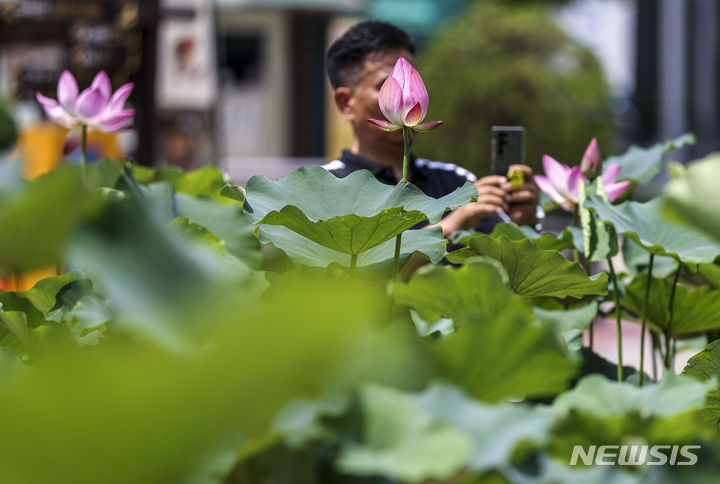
[245, 167, 476, 254]
[259, 224, 446, 277]
[245, 167, 476, 223]
[391, 258, 526, 324]
[585, 195, 720, 264]
[0, 167, 98, 274]
[170, 217, 227, 257]
[622, 236, 678, 278]
[553, 373, 712, 419]
[532, 301, 598, 352]
[45, 278, 109, 346]
[399, 262, 577, 402]
[261, 205, 427, 254]
[415, 382, 550, 472]
[604, 132, 695, 183]
[336, 384, 472, 482]
[547, 373, 714, 466]
[0, 310, 30, 357]
[454, 222, 577, 252]
[682, 340, 720, 430]
[16, 271, 85, 315]
[664, 153, 720, 243]
[621, 273, 720, 335]
[455, 234, 608, 299]
[0, 277, 426, 483]
[434, 309, 577, 402]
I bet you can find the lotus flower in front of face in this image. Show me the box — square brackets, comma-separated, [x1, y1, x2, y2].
[535, 154, 632, 212]
[36, 71, 135, 135]
[368, 57, 443, 132]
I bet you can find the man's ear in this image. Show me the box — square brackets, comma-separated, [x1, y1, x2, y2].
[334, 87, 354, 121]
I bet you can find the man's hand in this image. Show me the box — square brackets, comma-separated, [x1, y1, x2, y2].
[436, 175, 508, 237]
[503, 164, 538, 226]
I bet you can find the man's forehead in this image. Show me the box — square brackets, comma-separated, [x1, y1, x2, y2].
[360, 49, 415, 78]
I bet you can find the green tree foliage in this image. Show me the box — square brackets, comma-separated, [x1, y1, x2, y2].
[415, 0, 613, 176]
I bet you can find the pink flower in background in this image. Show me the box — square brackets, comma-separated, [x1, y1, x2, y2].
[368, 57, 442, 132]
[535, 153, 632, 212]
[36, 71, 135, 133]
[580, 137, 602, 180]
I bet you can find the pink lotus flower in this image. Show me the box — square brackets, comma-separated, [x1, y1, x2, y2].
[36, 71, 134, 134]
[535, 154, 632, 212]
[368, 57, 442, 132]
[580, 137, 602, 180]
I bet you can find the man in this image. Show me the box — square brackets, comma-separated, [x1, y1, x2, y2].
[323, 20, 539, 237]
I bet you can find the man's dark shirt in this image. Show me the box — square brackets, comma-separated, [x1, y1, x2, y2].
[323, 149, 503, 233]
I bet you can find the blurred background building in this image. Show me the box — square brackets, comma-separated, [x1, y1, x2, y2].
[0, 0, 718, 185]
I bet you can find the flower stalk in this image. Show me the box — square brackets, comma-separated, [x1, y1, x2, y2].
[664, 265, 681, 370]
[607, 256, 623, 381]
[639, 253, 655, 387]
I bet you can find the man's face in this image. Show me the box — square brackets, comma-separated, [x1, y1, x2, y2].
[341, 47, 415, 152]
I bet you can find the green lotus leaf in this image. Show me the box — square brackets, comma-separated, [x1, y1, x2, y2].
[0, 310, 30, 357]
[622, 274, 720, 335]
[585, 195, 720, 264]
[336, 384, 472, 482]
[454, 222, 577, 252]
[0, 167, 98, 274]
[245, 167, 476, 254]
[532, 301, 599, 351]
[452, 234, 608, 299]
[547, 373, 714, 466]
[259, 224, 446, 278]
[554, 373, 712, 419]
[175, 193, 260, 268]
[415, 381, 550, 472]
[392, 258, 522, 324]
[170, 217, 227, 257]
[682, 340, 720, 430]
[45, 278, 109, 346]
[435, 309, 577, 403]
[604, 132, 695, 183]
[664, 153, 720, 243]
[622, 237, 678, 278]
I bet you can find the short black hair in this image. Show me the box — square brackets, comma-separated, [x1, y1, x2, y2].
[326, 20, 416, 89]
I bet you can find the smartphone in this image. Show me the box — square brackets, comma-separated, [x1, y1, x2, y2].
[491, 126, 525, 175]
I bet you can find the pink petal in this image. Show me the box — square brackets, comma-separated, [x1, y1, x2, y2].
[106, 82, 134, 114]
[404, 102, 424, 126]
[57, 71, 78, 112]
[98, 109, 135, 132]
[75, 87, 108, 120]
[36, 93, 74, 128]
[413, 120, 443, 132]
[91, 71, 112, 101]
[535, 174, 567, 206]
[606, 180, 632, 202]
[367, 118, 402, 132]
[567, 166, 584, 201]
[378, 76, 404, 126]
[542, 154, 572, 194]
[406, 66, 429, 119]
[390, 57, 409, 89]
[602, 162, 622, 185]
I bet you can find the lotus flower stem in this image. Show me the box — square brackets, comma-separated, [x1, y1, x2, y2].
[664, 264, 681, 370]
[651, 333, 660, 380]
[349, 253, 358, 279]
[402, 126, 411, 181]
[393, 233, 402, 278]
[607, 256, 623, 381]
[639, 253, 655, 387]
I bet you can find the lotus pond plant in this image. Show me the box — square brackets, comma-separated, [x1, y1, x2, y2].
[3, 68, 720, 483]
